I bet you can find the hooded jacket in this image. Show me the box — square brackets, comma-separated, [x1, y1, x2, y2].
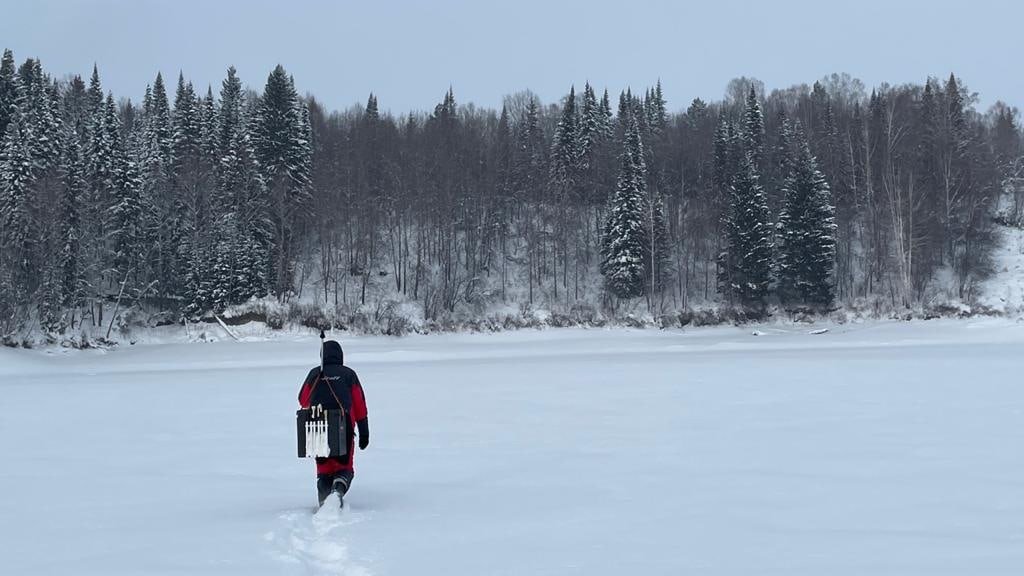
[298, 340, 369, 474]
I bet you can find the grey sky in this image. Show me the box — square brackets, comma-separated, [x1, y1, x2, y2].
[2, 0, 1021, 115]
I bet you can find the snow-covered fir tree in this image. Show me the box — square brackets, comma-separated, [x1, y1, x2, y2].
[632, 89, 647, 135]
[0, 49, 19, 136]
[172, 74, 214, 316]
[741, 85, 765, 169]
[1, 111, 38, 312]
[774, 111, 796, 182]
[713, 116, 739, 294]
[777, 127, 837, 309]
[148, 73, 173, 160]
[139, 72, 180, 302]
[550, 85, 581, 202]
[722, 152, 774, 312]
[210, 66, 267, 307]
[598, 89, 613, 138]
[105, 93, 144, 280]
[216, 67, 246, 197]
[495, 104, 513, 197]
[84, 87, 117, 213]
[712, 117, 735, 196]
[58, 129, 85, 311]
[645, 80, 667, 139]
[579, 83, 599, 168]
[578, 84, 615, 206]
[85, 65, 104, 119]
[616, 89, 631, 141]
[18, 59, 61, 169]
[513, 97, 545, 201]
[199, 86, 217, 157]
[252, 65, 312, 298]
[601, 109, 649, 299]
[648, 184, 670, 296]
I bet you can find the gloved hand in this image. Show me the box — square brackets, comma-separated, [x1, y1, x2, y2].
[357, 417, 370, 450]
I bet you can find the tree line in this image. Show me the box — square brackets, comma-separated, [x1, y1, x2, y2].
[0, 50, 1020, 339]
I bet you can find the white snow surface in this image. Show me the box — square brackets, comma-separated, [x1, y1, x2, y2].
[979, 224, 1024, 314]
[2, 320, 1024, 575]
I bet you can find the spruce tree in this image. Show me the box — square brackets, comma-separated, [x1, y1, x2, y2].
[0, 49, 18, 136]
[643, 82, 669, 242]
[581, 88, 615, 207]
[550, 85, 581, 202]
[171, 74, 199, 163]
[61, 76, 87, 145]
[945, 74, 966, 143]
[713, 116, 741, 294]
[941, 73, 969, 263]
[293, 91, 313, 193]
[632, 89, 647, 135]
[713, 118, 743, 201]
[149, 72, 173, 162]
[252, 65, 311, 298]
[78, 70, 115, 310]
[58, 130, 85, 310]
[217, 85, 268, 314]
[512, 97, 545, 202]
[1, 113, 36, 302]
[741, 85, 765, 169]
[992, 105, 1020, 173]
[579, 82, 599, 167]
[648, 184, 670, 295]
[213, 66, 262, 306]
[775, 112, 796, 176]
[601, 110, 649, 299]
[646, 80, 667, 138]
[198, 85, 223, 308]
[20, 63, 68, 332]
[217, 67, 246, 197]
[252, 66, 308, 187]
[199, 86, 217, 157]
[495, 104, 513, 197]
[20, 60, 61, 169]
[777, 128, 836, 309]
[578, 84, 614, 206]
[86, 65, 103, 118]
[105, 93, 143, 278]
[85, 88, 116, 205]
[599, 89, 613, 138]
[723, 152, 773, 311]
[172, 74, 211, 315]
[139, 72, 178, 300]
[38, 255, 63, 334]
[616, 90, 631, 141]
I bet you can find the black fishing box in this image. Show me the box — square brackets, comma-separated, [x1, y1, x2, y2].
[296, 406, 347, 458]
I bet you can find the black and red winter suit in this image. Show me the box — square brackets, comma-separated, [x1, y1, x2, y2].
[297, 340, 369, 477]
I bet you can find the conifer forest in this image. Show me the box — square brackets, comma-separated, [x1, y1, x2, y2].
[0, 50, 1020, 339]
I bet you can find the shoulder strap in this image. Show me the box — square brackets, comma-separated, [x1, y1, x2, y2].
[308, 368, 346, 412]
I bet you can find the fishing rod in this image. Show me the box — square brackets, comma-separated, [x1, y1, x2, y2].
[319, 328, 326, 377]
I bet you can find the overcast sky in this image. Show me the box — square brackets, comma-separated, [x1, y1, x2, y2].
[2, 0, 1021, 114]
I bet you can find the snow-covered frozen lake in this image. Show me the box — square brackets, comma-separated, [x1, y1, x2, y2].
[2, 319, 1023, 575]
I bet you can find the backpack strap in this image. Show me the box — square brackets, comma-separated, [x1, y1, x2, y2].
[307, 368, 346, 414]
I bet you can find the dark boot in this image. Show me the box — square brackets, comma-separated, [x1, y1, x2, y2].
[316, 476, 333, 507]
[332, 471, 352, 508]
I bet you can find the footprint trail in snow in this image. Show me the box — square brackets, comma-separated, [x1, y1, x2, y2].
[267, 499, 371, 576]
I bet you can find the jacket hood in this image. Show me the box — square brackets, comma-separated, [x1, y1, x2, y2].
[322, 340, 344, 365]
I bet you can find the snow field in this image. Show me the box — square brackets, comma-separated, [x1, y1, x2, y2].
[1, 320, 1023, 575]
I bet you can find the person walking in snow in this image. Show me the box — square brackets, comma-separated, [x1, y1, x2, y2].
[298, 339, 370, 507]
